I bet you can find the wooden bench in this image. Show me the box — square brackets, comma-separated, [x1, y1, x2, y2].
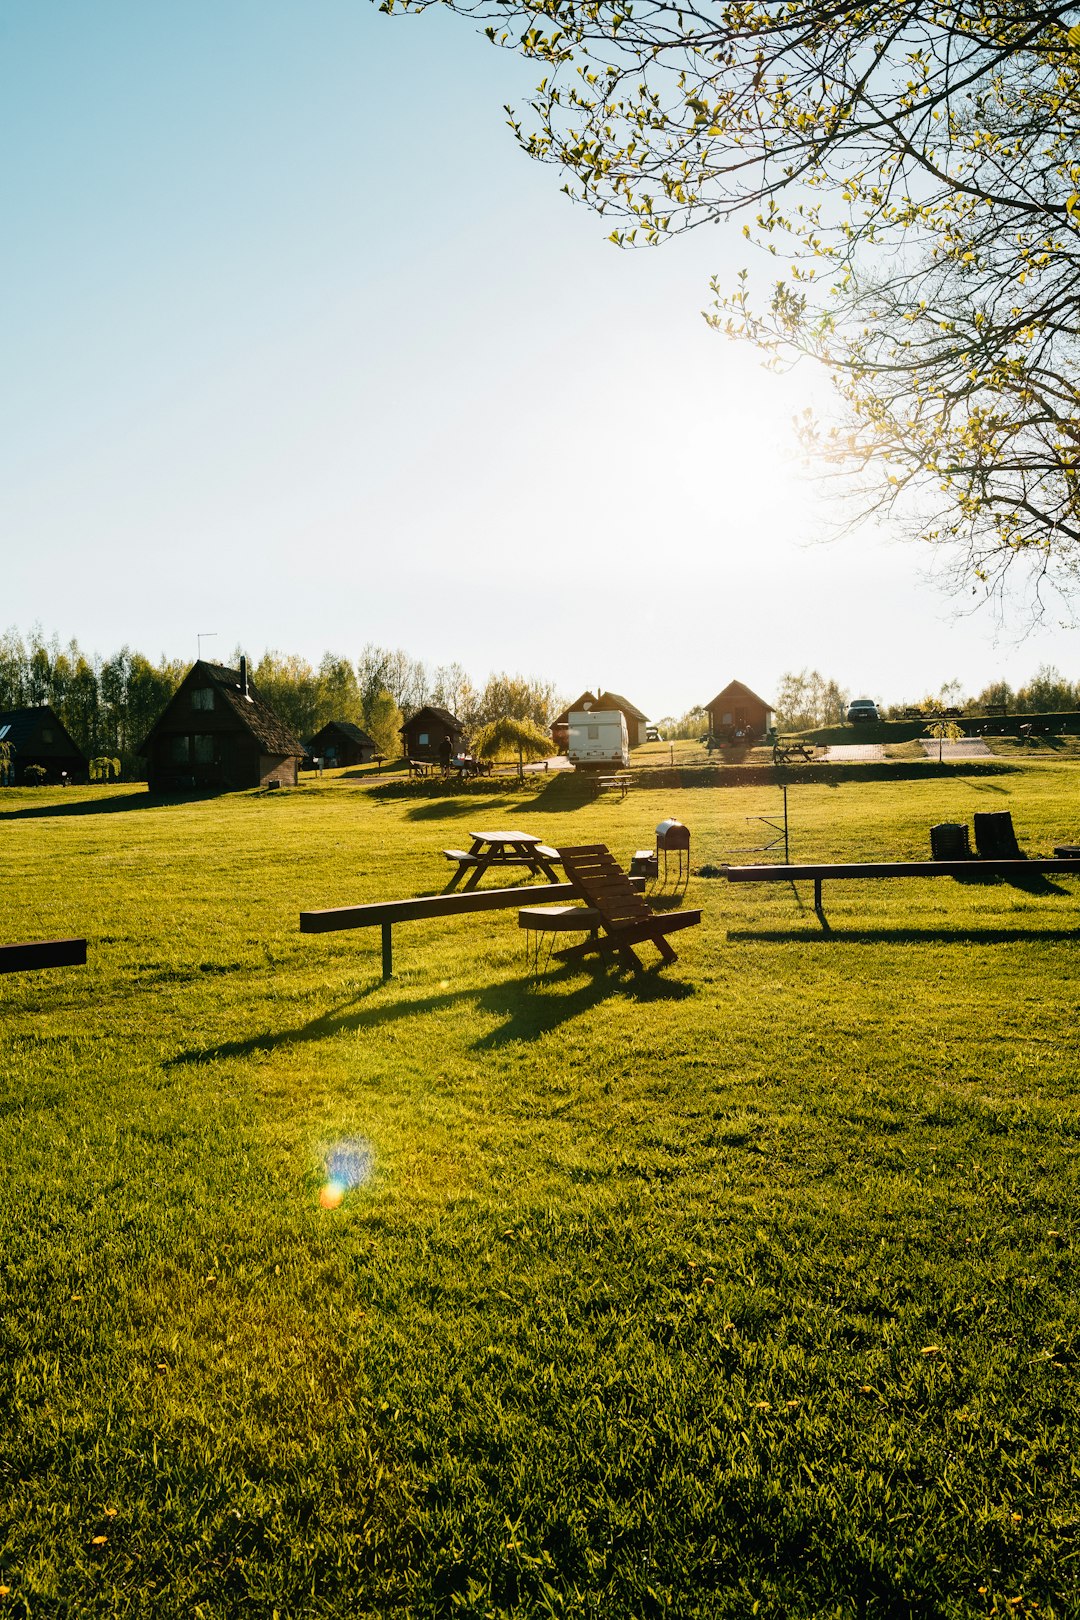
[595, 773, 631, 798]
[301, 875, 644, 978]
[407, 759, 432, 779]
[0, 938, 87, 974]
[727, 859, 1080, 923]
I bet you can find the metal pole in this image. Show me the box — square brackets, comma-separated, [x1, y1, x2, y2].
[783, 782, 789, 865]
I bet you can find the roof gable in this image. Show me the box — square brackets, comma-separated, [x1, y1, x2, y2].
[0, 705, 87, 761]
[138, 661, 304, 757]
[706, 680, 774, 712]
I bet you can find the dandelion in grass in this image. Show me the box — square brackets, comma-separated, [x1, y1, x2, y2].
[319, 1139, 374, 1210]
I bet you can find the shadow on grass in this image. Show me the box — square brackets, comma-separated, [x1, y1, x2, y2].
[405, 797, 518, 822]
[728, 925, 1080, 944]
[0, 790, 211, 820]
[167, 960, 693, 1067]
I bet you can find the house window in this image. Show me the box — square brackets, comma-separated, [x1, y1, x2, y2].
[193, 734, 215, 764]
[169, 735, 191, 764]
[418, 732, 429, 746]
[191, 688, 215, 711]
[41, 728, 54, 743]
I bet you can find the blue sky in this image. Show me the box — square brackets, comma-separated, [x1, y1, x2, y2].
[2, 0, 1076, 716]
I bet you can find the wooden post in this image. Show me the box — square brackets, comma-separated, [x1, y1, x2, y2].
[381, 923, 393, 980]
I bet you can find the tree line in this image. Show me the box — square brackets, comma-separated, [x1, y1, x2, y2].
[0, 629, 562, 778]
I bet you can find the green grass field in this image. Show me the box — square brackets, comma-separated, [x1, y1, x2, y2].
[3, 766, 1080, 1617]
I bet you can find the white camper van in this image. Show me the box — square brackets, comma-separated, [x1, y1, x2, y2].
[567, 709, 629, 771]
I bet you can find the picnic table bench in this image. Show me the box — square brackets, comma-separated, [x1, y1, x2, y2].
[772, 737, 817, 764]
[727, 858, 1080, 924]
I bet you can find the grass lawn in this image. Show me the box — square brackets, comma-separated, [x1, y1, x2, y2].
[3, 765, 1080, 1617]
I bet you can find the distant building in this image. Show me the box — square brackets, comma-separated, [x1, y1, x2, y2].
[705, 681, 774, 741]
[552, 689, 650, 749]
[306, 721, 380, 769]
[138, 658, 304, 792]
[400, 705, 464, 764]
[0, 705, 88, 785]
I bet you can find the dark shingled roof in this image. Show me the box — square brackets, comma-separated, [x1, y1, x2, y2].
[400, 705, 463, 732]
[553, 689, 649, 725]
[139, 661, 305, 757]
[597, 690, 648, 722]
[307, 720, 378, 750]
[0, 705, 87, 761]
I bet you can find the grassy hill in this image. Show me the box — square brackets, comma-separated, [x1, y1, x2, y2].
[3, 768, 1080, 1616]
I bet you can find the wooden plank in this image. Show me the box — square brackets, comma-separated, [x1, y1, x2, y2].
[727, 859, 1080, 883]
[301, 877, 647, 934]
[301, 882, 580, 933]
[0, 938, 87, 974]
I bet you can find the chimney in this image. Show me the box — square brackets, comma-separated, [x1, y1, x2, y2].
[239, 656, 249, 698]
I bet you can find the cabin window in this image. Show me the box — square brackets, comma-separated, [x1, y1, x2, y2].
[169, 735, 191, 764]
[0, 724, 10, 739]
[418, 732, 429, 746]
[192, 688, 215, 711]
[587, 724, 599, 740]
[41, 728, 54, 743]
[722, 712, 733, 726]
[193, 734, 215, 764]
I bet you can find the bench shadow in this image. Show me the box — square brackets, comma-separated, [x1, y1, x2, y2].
[166, 961, 694, 1067]
[728, 926, 1080, 944]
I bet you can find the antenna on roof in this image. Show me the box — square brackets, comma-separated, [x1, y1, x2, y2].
[197, 632, 217, 661]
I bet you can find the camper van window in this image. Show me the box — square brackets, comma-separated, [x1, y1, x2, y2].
[587, 724, 599, 740]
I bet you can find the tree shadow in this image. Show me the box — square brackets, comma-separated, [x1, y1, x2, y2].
[166, 958, 694, 1067]
[0, 789, 211, 820]
[405, 796, 519, 822]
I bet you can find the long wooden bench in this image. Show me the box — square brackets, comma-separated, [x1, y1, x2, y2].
[727, 859, 1080, 921]
[302, 877, 645, 978]
[0, 938, 87, 974]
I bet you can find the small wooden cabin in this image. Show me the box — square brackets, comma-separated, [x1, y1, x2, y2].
[306, 720, 379, 769]
[139, 658, 304, 793]
[0, 705, 87, 785]
[399, 705, 464, 765]
[552, 689, 650, 750]
[705, 681, 774, 741]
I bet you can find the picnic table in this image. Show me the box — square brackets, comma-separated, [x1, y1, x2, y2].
[773, 737, 817, 764]
[442, 829, 561, 892]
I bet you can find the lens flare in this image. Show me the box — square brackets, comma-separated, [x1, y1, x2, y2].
[318, 1139, 374, 1209]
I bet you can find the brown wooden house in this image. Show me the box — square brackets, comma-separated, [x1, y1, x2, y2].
[306, 720, 379, 769]
[0, 705, 88, 785]
[399, 705, 464, 765]
[139, 658, 304, 792]
[705, 680, 774, 741]
[552, 689, 650, 749]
